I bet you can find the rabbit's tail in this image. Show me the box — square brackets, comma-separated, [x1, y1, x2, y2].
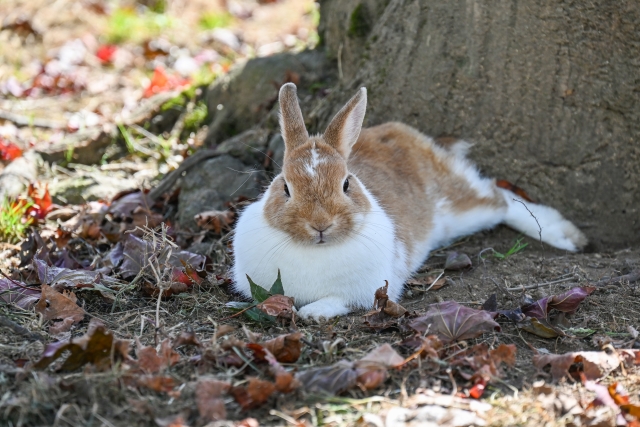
[499, 188, 587, 251]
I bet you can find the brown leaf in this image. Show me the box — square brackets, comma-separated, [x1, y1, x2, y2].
[363, 281, 408, 331]
[261, 332, 302, 363]
[533, 350, 624, 381]
[517, 317, 565, 338]
[406, 275, 447, 290]
[173, 330, 203, 349]
[133, 375, 177, 393]
[408, 301, 500, 342]
[35, 284, 85, 332]
[34, 319, 129, 371]
[522, 286, 595, 319]
[196, 378, 230, 422]
[296, 360, 357, 395]
[261, 346, 300, 393]
[194, 210, 236, 233]
[136, 339, 181, 374]
[230, 377, 276, 409]
[444, 252, 472, 270]
[353, 344, 404, 391]
[256, 294, 296, 320]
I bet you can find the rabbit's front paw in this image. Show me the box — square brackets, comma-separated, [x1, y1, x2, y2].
[298, 298, 350, 322]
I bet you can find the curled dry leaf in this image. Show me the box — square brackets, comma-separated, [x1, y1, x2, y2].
[363, 281, 408, 331]
[194, 209, 236, 234]
[131, 375, 177, 393]
[196, 378, 230, 422]
[533, 350, 625, 381]
[408, 301, 500, 342]
[261, 332, 302, 363]
[444, 251, 472, 271]
[34, 319, 130, 371]
[230, 377, 277, 410]
[172, 329, 203, 349]
[256, 294, 296, 321]
[354, 344, 405, 391]
[296, 360, 357, 395]
[136, 338, 181, 374]
[35, 284, 85, 333]
[406, 275, 447, 290]
[522, 286, 596, 319]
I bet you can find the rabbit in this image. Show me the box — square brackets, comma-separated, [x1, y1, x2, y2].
[231, 83, 587, 321]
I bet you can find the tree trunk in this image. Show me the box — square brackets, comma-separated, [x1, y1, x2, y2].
[314, 0, 640, 249]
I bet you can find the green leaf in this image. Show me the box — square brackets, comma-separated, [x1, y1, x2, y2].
[247, 274, 270, 303]
[244, 307, 276, 324]
[225, 301, 254, 311]
[269, 269, 285, 295]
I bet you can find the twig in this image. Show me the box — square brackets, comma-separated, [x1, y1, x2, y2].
[0, 315, 45, 342]
[0, 109, 66, 129]
[506, 275, 576, 292]
[219, 303, 258, 321]
[593, 268, 640, 288]
[337, 43, 344, 81]
[512, 198, 544, 255]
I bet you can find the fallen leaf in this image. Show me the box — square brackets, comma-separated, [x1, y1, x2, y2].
[24, 182, 53, 220]
[406, 275, 447, 290]
[196, 378, 230, 422]
[230, 377, 276, 409]
[496, 179, 536, 203]
[354, 344, 405, 391]
[481, 294, 497, 312]
[34, 319, 129, 371]
[0, 137, 23, 161]
[136, 339, 181, 374]
[518, 317, 566, 338]
[35, 284, 85, 333]
[522, 286, 595, 319]
[194, 210, 236, 233]
[96, 45, 117, 63]
[0, 278, 40, 309]
[256, 294, 296, 321]
[408, 301, 500, 342]
[260, 332, 302, 363]
[296, 360, 357, 395]
[533, 350, 625, 381]
[143, 67, 190, 98]
[133, 375, 177, 393]
[444, 252, 472, 270]
[173, 330, 203, 348]
[363, 281, 409, 331]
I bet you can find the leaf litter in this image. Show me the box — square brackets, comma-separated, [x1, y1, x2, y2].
[1, 1, 639, 425]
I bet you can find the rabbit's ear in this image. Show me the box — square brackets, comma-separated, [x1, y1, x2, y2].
[323, 88, 367, 158]
[279, 83, 309, 150]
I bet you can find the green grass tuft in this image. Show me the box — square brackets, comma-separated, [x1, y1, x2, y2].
[199, 12, 233, 30]
[0, 198, 32, 244]
[106, 8, 175, 44]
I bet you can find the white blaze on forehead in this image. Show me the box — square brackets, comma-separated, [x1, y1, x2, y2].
[304, 148, 323, 176]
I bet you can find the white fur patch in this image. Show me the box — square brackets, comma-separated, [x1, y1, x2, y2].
[303, 148, 323, 177]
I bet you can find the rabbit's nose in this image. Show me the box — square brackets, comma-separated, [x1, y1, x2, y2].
[311, 224, 332, 233]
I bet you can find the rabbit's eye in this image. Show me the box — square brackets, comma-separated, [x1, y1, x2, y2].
[284, 182, 290, 197]
[343, 178, 349, 193]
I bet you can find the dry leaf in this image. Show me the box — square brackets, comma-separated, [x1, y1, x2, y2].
[136, 338, 181, 374]
[256, 294, 296, 321]
[230, 377, 276, 409]
[35, 284, 85, 333]
[408, 301, 500, 342]
[261, 332, 302, 363]
[196, 378, 230, 422]
[444, 252, 472, 270]
[533, 350, 625, 381]
[194, 210, 236, 233]
[34, 319, 129, 371]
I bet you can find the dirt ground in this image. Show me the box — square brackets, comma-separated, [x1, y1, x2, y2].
[1, 225, 639, 426]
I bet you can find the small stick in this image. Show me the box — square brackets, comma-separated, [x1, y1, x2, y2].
[0, 315, 45, 342]
[219, 304, 258, 321]
[0, 109, 66, 129]
[506, 275, 576, 292]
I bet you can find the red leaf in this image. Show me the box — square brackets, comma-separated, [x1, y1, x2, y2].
[143, 67, 190, 98]
[96, 45, 117, 63]
[0, 138, 22, 161]
[25, 182, 53, 220]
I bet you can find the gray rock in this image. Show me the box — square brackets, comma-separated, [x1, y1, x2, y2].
[204, 49, 334, 144]
[49, 170, 146, 205]
[215, 128, 270, 166]
[267, 133, 285, 176]
[177, 155, 266, 230]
